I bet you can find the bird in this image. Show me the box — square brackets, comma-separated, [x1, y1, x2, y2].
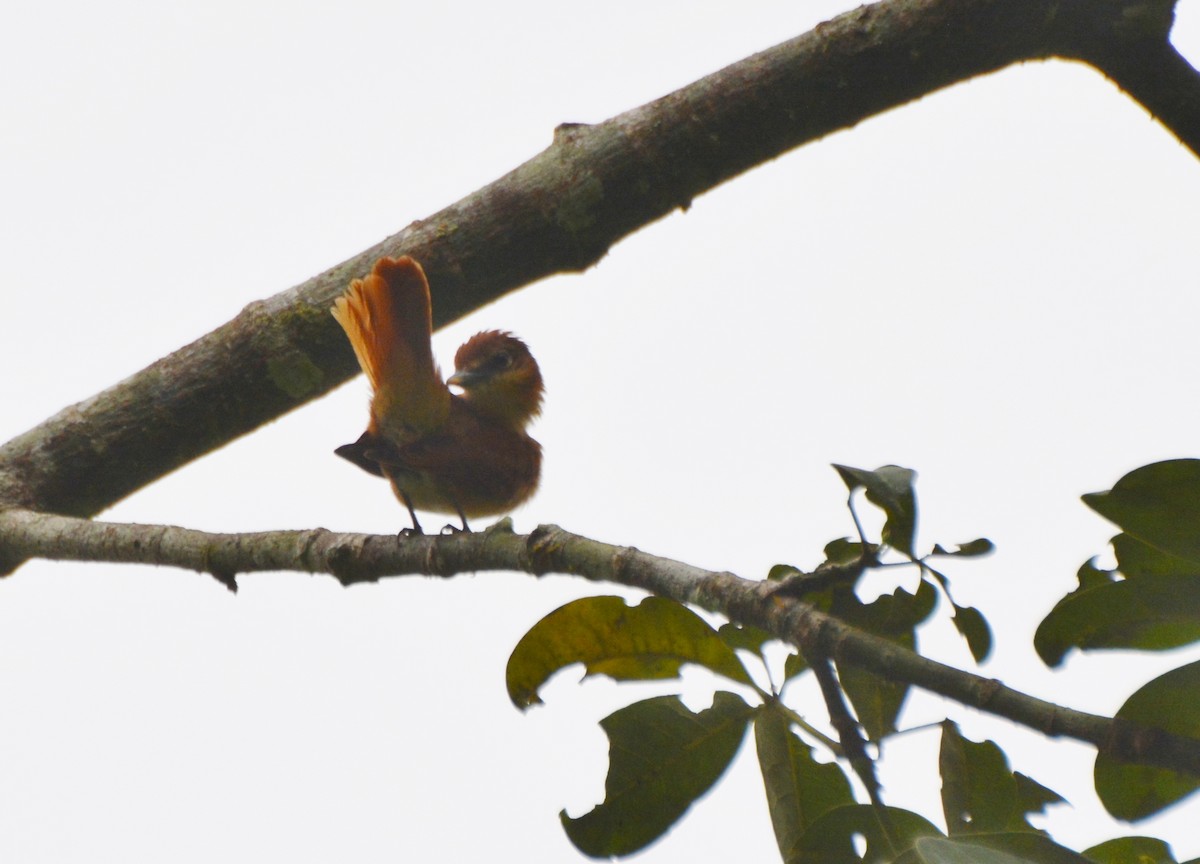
[330, 255, 544, 533]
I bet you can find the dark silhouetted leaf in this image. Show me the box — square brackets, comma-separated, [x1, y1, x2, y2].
[838, 577, 937, 633]
[1034, 575, 1200, 667]
[754, 702, 855, 861]
[507, 596, 753, 707]
[1083, 835, 1176, 864]
[952, 603, 992, 663]
[797, 804, 941, 861]
[1095, 661, 1200, 820]
[931, 538, 995, 558]
[834, 579, 936, 739]
[833, 464, 919, 556]
[561, 692, 751, 857]
[925, 565, 950, 591]
[1084, 460, 1200, 564]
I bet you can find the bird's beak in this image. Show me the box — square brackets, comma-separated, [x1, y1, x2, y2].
[447, 369, 481, 389]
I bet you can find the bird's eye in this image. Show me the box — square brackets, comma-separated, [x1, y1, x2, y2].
[485, 351, 514, 373]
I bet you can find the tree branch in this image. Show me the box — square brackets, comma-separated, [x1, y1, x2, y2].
[3, 507, 1196, 779]
[2, 0, 1195, 537]
[1067, 0, 1200, 150]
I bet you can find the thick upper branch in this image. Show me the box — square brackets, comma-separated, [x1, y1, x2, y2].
[2, 0, 1194, 527]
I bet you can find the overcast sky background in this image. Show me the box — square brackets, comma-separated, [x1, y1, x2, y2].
[4, 1, 1200, 860]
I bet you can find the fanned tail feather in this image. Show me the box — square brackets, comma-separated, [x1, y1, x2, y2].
[331, 256, 450, 439]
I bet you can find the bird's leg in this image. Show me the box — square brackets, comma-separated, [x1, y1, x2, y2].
[397, 493, 424, 537]
[440, 504, 471, 535]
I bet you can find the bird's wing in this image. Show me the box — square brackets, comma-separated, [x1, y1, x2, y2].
[376, 404, 542, 517]
[331, 256, 451, 441]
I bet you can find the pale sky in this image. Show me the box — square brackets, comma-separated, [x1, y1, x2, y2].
[3, 1, 1200, 860]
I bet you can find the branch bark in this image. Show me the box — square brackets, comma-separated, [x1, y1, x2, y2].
[2, 507, 1196, 779]
[1, 0, 1195, 535]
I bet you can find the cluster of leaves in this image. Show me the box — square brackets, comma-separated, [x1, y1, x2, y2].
[504, 465, 1063, 861]
[506, 591, 1105, 862]
[1037, 459, 1200, 824]
[505, 462, 1200, 861]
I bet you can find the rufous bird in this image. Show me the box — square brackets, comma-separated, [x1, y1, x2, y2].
[331, 256, 543, 533]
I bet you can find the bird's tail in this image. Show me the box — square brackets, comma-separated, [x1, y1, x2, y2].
[331, 256, 450, 439]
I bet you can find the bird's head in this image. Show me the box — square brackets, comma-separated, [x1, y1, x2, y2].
[448, 331, 544, 428]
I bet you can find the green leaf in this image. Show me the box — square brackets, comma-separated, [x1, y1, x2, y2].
[834, 464, 919, 556]
[1076, 557, 1118, 591]
[952, 603, 992, 663]
[823, 538, 869, 565]
[506, 596, 753, 708]
[1084, 460, 1200, 564]
[938, 722, 1061, 836]
[1095, 661, 1200, 820]
[1114, 533, 1200, 579]
[796, 804, 941, 861]
[1037, 537, 1200, 666]
[1013, 772, 1067, 821]
[931, 538, 995, 558]
[561, 692, 751, 857]
[833, 579, 937, 740]
[769, 563, 804, 581]
[1083, 835, 1177, 864]
[1033, 575, 1200, 667]
[783, 650, 809, 681]
[903, 837, 1028, 864]
[940, 722, 1019, 835]
[904, 834, 1091, 864]
[838, 577, 938, 633]
[754, 702, 855, 861]
[838, 657, 908, 743]
[718, 621, 776, 656]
